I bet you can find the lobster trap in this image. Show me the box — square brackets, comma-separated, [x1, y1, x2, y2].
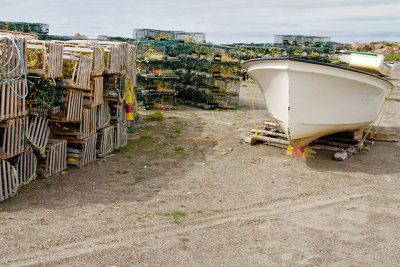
[11, 148, 37, 186]
[0, 78, 28, 121]
[26, 115, 50, 156]
[137, 90, 176, 110]
[103, 73, 125, 100]
[0, 160, 18, 202]
[51, 107, 97, 140]
[96, 125, 114, 158]
[67, 133, 97, 168]
[0, 34, 27, 80]
[0, 116, 28, 160]
[113, 122, 127, 150]
[27, 40, 64, 79]
[37, 138, 67, 178]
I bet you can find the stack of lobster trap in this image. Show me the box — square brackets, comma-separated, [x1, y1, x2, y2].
[1, 33, 35, 202]
[0, 32, 135, 202]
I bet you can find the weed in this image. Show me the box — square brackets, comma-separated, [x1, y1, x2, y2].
[144, 112, 164, 121]
[175, 129, 182, 134]
[196, 210, 203, 214]
[44, 181, 52, 188]
[168, 135, 176, 139]
[385, 54, 400, 61]
[30, 202, 39, 206]
[174, 121, 181, 125]
[174, 146, 184, 151]
[180, 204, 186, 208]
[126, 155, 133, 159]
[179, 238, 189, 242]
[160, 211, 187, 224]
[99, 209, 105, 214]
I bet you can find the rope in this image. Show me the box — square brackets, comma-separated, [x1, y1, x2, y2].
[359, 83, 395, 148]
[248, 77, 258, 137]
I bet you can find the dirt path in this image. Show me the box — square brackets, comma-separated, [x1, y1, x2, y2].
[1, 68, 400, 266]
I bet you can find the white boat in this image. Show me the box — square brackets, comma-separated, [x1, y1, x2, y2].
[243, 58, 393, 148]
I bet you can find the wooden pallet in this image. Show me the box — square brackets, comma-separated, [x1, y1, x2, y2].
[0, 160, 18, 202]
[84, 76, 104, 108]
[0, 35, 27, 79]
[51, 107, 96, 140]
[12, 148, 37, 186]
[37, 138, 67, 178]
[67, 133, 97, 168]
[26, 115, 49, 156]
[96, 125, 114, 158]
[113, 122, 127, 150]
[0, 116, 28, 160]
[27, 40, 64, 78]
[0, 78, 28, 121]
[96, 101, 110, 130]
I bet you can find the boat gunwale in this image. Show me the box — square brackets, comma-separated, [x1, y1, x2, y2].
[243, 57, 393, 86]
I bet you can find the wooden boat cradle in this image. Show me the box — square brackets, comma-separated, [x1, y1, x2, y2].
[248, 122, 375, 161]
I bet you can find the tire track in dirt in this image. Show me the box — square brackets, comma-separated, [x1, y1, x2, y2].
[4, 192, 372, 266]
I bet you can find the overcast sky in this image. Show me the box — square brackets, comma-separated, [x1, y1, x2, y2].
[1, 0, 399, 44]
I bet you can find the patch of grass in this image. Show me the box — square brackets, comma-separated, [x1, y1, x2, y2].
[126, 155, 133, 159]
[173, 121, 181, 125]
[180, 204, 186, 208]
[30, 202, 39, 206]
[135, 176, 145, 183]
[196, 210, 203, 214]
[175, 129, 182, 134]
[44, 181, 52, 188]
[174, 146, 184, 151]
[167, 135, 176, 139]
[99, 209, 105, 214]
[385, 54, 400, 61]
[160, 211, 187, 224]
[144, 111, 164, 121]
[179, 238, 189, 242]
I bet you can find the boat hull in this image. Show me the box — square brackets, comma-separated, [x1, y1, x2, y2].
[243, 58, 392, 148]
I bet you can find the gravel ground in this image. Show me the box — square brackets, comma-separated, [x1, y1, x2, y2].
[0, 66, 399, 266]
